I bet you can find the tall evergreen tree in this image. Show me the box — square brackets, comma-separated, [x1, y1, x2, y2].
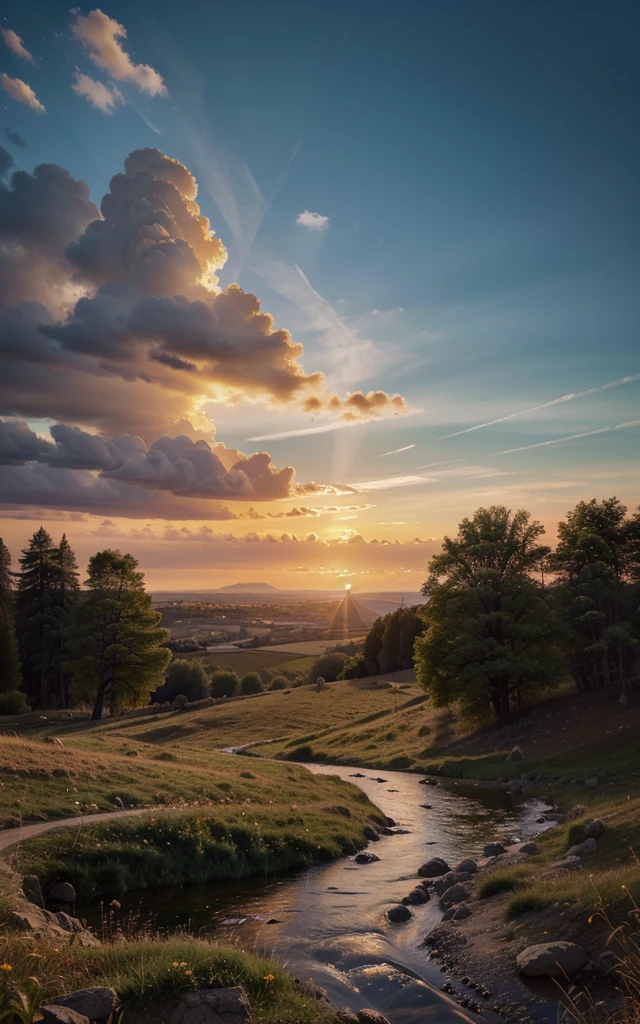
[0, 537, 22, 695]
[52, 533, 80, 707]
[15, 528, 58, 707]
[65, 550, 171, 719]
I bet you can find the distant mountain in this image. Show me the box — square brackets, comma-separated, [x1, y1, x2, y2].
[218, 582, 279, 593]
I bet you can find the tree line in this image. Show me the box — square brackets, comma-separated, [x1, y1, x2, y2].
[413, 498, 640, 725]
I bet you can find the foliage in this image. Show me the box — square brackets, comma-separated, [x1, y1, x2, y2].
[153, 659, 210, 703]
[0, 690, 30, 716]
[268, 676, 288, 690]
[0, 538, 21, 695]
[65, 550, 170, 720]
[307, 652, 348, 684]
[415, 506, 563, 724]
[210, 668, 239, 698]
[358, 606, 423, 676]
[240, 671, 264, 695]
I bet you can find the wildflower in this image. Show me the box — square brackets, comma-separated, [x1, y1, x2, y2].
[0, 964, 12, 972]
[184, 970, 192, 976]
[263, 973, 275, 982]
[291, 804, 298, 811]
[172, 962, 180, 968]
[110, 900, 121, 909]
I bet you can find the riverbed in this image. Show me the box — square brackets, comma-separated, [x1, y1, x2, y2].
[99, 764, 552, 1023]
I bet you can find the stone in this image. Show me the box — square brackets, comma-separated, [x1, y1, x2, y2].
[168, 987, 250, 1024]
[507, 778, 524, 793]
[10, 904, 100, 946]
[566, 837, 598, 858]
[337, 1014, 359, 1024]
[363, 826, 380, 842]
[516, 942, 587, 978]
[357, 1012, 393, 1024]
[520, 842, 539, 855]
[584, 777, 598, 788]
[418, 857, 450, 877]
[595, 951, 619, 974]
[40, 1008, 89, 1024]
[549, 855, 582, 873]
[454, 859, 478, 875]
[387, 904, 412, 923]
[441, 908, 455, 921]
[483, 843, 506, 857]
[54, 987, 118, 1021]
[507, 746, 524, 761]
[584, 819, 605, 839]
[22, 874, 43, 907]
[355, 853, 380, 864]
[402, 887, 430, 906]
[114, 796, 125, 809]
[453, 904, 471, 920]
[440, 884, 471, 910]
[49, 882, 76, 905]
[385, 817, 396, 827]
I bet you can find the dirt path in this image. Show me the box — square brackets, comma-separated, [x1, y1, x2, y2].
[0, 806, 174, 857]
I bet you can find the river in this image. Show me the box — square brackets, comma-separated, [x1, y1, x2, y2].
[100, 764, 552, 1023]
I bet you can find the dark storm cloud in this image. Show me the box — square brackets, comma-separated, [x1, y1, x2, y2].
[4, 128, 27, 148]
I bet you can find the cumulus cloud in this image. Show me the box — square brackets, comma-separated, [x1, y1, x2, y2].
[72, 71, 124, 114]
[0, 75, 45, 113]
[1, 29, 34, 63]
[296, 210, 329, 231]
[302, 389, 408, 422]
[71, 9, 167, 96]
[4, 128, 27, 148]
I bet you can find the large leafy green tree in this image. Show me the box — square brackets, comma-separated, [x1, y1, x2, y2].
[153, 658, 211, 703]
[15, 528, 58, 707]
[415, 506, 562, 725]
[65, 550, 171, 719]
[552, 498, 639, 695]
[0, 537, 22, 695]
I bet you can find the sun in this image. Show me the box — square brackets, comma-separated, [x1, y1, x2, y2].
[345, 583, 352, 591]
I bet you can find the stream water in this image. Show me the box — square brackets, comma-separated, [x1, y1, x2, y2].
[96, 765, 552, 1023]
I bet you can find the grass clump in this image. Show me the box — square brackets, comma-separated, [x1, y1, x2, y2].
[477, 869, 527, 899]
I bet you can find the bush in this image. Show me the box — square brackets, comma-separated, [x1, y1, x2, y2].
[269, 676, 288, 691]
[340, 655, 371, 679]
[210, 669, 239, 699]
[477, 871, 523, 899]
[308, 653, 349, 684]
[240, 672, 264, 695]
[171, 694, 189, 711]
[153, 659, 210, 703]
[0, 690, 30, 715]
[258, 669, 273, 685]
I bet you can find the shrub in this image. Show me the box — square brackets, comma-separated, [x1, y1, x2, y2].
[477, 871, 523, 899]
[0, 690, 29, 715]
[505, 892, 551, 919]
[171, 694, 189, 711]
[153, 659, 210, 703]
[240, 672, 264, 695]
[210, 669, 239, 699]
[258, 669, 273, 685]
[308, 653, 349, 684]
[269, 676, 288, 691]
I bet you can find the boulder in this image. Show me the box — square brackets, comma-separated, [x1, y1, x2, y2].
[549, 855, 582, 873]
[355, 853, 380, 865]
[40, 1009, 89, 1024]
[507, 746, 524, 762]
[363, 826, 380, 842]
[454, 859, 478, 875]
[483, 843, 505, 857]
[440, 884, 471, 910]
[357, 1012, 393, 1024]
[418, 857, 450, 877]
[566, 837, 597, 858]
[168, 987, 250, 1024]
[22, 874, 43, 907]
[584, 819, 605, 839]
[54, 988, 118, 1022]
[441, 908, 455, 921]
[452, 904, 471, 921]
[337, 1014, 360, 1024]
[10, 905, 100, 947]
[48, 882, 76, 906]
[516, 942, 587, 978]
[402, 887, 430, 906]
[387, 904, 412, 923]
[520, 842, 539, 855]
[584, 777, 598, 788]
[507, 778, 525, 794]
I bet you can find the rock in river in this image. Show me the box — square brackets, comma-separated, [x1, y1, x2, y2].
[516, 942, 587, 978]
[355, 853, 380, 865]
[439, 883, 471, 910]
[483, 843, 505, 857]
[387, 904, 412, 923]
[418, 857, 451, 877]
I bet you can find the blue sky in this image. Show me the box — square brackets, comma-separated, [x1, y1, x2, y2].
[1, 0, 638, 586]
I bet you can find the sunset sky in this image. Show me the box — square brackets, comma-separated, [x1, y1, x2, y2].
[1, 0, 638, 590]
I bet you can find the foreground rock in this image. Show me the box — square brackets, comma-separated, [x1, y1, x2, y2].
[440, 883, 471, 910]
[584, 818, 605, 839]
[516, 942, 587, 978]
[54, 988, 118, 1021]
[168, 987, 250, 1024]
[418, 857, 450, 877]
[387, 904, 412, 923]
[355, 852, 380, 864]
[10, 904, 100, 947]
[483, 843, 505, 857]
[40, 1008, 89, 1024]
[22, 873, 44, 907]
[402, 886, 430, 906]
[566, 837, 597, 858]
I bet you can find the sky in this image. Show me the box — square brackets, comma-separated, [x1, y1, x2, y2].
[0, 0, 638, 591]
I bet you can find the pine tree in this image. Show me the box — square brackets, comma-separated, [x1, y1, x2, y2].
[0, 537, 21, 694]
[15, 527, 58, 707]
[52, 533, 80, 707]
[65, 550, 171, 719]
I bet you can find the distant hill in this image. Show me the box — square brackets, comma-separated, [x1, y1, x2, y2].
[218, 582, 279, 593]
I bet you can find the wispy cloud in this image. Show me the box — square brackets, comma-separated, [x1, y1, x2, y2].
[439, 373, 640, 440]
[1, 28, 34, 63]
[72, 72, 124, 113]
[70, 9, 167, 96]
[380, 444, 416, 458]
[296, 210, 329, 230]
[492, 419, 640, 456]
[0, 74, 45, 112]
[249, 420, 356, 442]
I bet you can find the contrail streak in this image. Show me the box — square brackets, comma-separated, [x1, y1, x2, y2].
[492, 419, 640, 456]
[379, 444, 416, 458]
[439, 373, 640, 440]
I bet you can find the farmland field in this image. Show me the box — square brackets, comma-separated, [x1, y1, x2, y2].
[182, 649, 301, 673]
[260, 639, 365, 655]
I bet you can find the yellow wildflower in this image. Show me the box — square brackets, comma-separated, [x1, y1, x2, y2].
[0, 964, 12, 972]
